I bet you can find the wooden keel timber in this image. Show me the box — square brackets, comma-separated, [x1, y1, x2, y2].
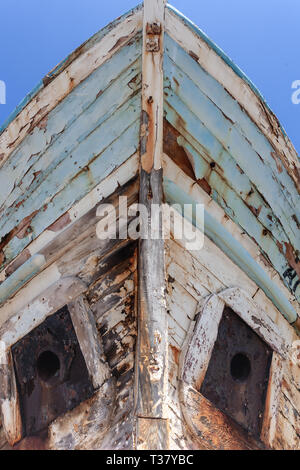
[136, 0, 169, 450]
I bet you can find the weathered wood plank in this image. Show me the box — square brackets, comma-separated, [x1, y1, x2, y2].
[167, 314, 187, 350]
[1, 119, 140, 272]
[165, 7, 300, 191]
[163, 95, 300, 300]
[0, 41, 142, 214]
[137, 170, 168, 419]
[0, 277, 86, 345]
[261, 353, 284, 448]
[0, 7, 143, 167]
[87, 244, 138, 451]
[0, 92, 140, 240]
[140, 0, 166, 172]
[48, 379, 115, 450]
[0, 351, 22, 446]
[0, 263, 61, 329]
[163, 154, 300, 314]
[180, 295, 225, 390]
[0, 153, 139, 282]
[179, 383, 263, 450]
[219, 288, 288, 357]
[136, 2, 168, 449]
[164, 35, 299, 212]
[273, 412, 300, 450]
[279, 392, 300, 439]
[166, 238, 225, 295]
[167, 205, 258, 297]
[164, 168, 298, 323]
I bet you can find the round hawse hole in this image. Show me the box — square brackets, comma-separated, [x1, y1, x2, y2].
[37, 351, 60, 382]
[230, 353, 251, 382]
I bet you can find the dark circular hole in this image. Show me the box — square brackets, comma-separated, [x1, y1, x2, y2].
[230, 353, 251, 382]
[37, 351, 60, 382]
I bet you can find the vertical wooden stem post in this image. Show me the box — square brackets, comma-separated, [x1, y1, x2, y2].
[136, 0, 169, 450]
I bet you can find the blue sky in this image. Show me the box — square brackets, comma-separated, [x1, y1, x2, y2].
[0, 0, 299, 154]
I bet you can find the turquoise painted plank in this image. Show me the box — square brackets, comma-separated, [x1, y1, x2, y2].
[0, 254, 45, 306]
[163, 64, 300, 252]
[0, 90, 141, 238]
[164, 178, 298, 324]
[0, 3, 143, 136]
[164, 101, 300, 302]
[1, 59, 141, 216]
[164, 96, 291, 250]
[165, 34, 299, 204]
[208, 174, 297, 283]
[3, 118, 140, 268]
[0, 82, 44, 136]
[166, 4, 292, 142]
[0, 36, 142, 211]
[176, 132, 290, 250]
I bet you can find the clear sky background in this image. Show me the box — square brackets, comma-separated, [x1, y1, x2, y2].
[0, 0, 299, 154]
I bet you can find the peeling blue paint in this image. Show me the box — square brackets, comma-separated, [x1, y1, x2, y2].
[0, 3, 143, 136]
[165, 178, 298, 324]
[0, 254, 46, 307]
[166, 4, 293, 143]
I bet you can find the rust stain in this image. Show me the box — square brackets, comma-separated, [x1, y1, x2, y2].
[291, 162, 300, 188]
[141, 65, 164, 171]
[0, 250, 5, 266]
[42, 75, 52, 87]
[197, 178, 212, 195]
[27, 105, 49, 135]
[220, 110, 235, 125]
[277, 240, 284, 254]
[48, 212, 72, 232]
[174, 111, 187, 132]
[271, 151, 283, 174]
[68, 76, 75, 94]
[247, 204, 261, 217]
[285, 243, 300, 279]
[15, 199, 25, 209]
[163, 120, 195, 180]
[146, 22, 162, 35]
[292, 214, 300, 230]
[172, 77, 179, 88]
[236, 164, 244, 175]
[12, 305, 95, 439]
[189, 50, 199, 62]
[170, 344, 180, 366]
[37, 116, 48, 132]
[246, 201, 262, 218]
[259, 253, 273, 270]
[108, 35, 130, 54]
[16, 218, 35, 239]
[143, 99, 155, 173]
[8, 135, 24, 149]
[294, 316, 300, 331]
[32, 171, 42, 182]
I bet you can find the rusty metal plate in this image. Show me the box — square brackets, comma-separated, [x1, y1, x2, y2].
[12, 305, 94, 438]
[200, 307, 272, 438]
